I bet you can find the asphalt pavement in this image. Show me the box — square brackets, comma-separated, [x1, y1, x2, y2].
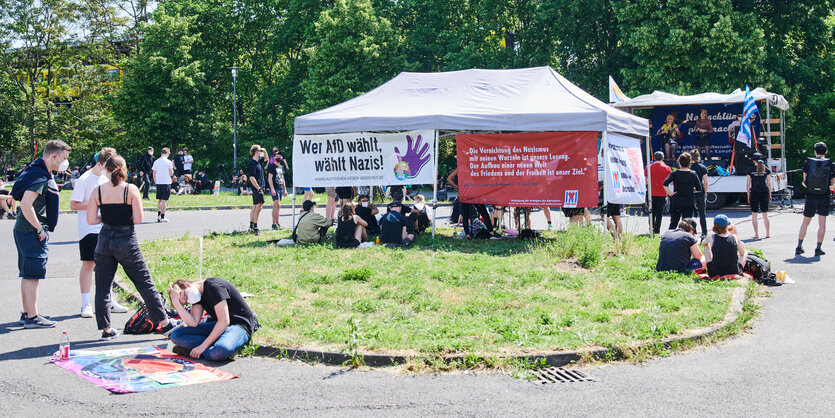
[1, 204, 834, 416]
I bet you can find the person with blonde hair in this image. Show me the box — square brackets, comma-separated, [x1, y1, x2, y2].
[746, 153, 772, 239]
[87, 154, 175, 340]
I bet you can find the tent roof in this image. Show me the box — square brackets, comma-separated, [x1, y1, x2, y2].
[613, 87, 790, 111]
[294, 66, 649, 136]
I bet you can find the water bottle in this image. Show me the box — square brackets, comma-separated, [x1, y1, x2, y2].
[59, 331, 70, 360]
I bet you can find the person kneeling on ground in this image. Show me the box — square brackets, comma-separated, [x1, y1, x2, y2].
[294, 200, 333, 244]
[703, 214, 748, 278]
[336, 203, 368, 248]
[380, 201, 415, 246]
[656, 218, 705, 273]
[168, 277, 258, 361]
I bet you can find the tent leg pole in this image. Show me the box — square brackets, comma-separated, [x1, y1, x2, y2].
[432, 130, 439, 238]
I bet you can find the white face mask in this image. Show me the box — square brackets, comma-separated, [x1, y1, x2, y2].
[186, 286, 202, 304]
[361, 201, 369, 207]
[58, 158, 69, 172]
[260, 152, 266, 158]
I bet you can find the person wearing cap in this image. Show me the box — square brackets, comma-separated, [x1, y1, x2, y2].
[746, 153, 772, 239]
[703, 214, 747, 278]
[797, 141, 835, 256]
[647, 151, 672, 234]
[136, 147, 155, 200]
[294, 200, 332, 244]
[656, 218, 705, 273]
[380, 200, 415, 246]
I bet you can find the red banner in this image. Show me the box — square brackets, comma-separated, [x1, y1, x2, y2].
[456, 132, 599, 207]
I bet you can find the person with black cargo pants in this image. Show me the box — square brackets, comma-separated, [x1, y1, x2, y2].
[88, 154, 174, 341]
[690, 150, 709, 239]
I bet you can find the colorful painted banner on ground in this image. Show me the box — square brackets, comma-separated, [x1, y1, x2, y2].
[456, 132, 599, 207]
[604, 134, 647, 204]
[292, 130, 435, 187]
[51, 346, 237, 393]
[650, 103, 759, 158]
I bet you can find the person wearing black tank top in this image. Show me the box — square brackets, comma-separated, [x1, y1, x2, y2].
[335, 203, 368, 248]
[87, 155, 173, 340]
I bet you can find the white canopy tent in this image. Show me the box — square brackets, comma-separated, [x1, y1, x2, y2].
[292, 66, 650, 236]
[612, 87, 789, 111]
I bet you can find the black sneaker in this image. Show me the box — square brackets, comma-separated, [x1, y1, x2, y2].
[24, 314, 56, 328]
[249, 227, 260, 236]
[815, 248, 825, 256]
[272, 224, 278, 231]
[18, 312, 51, 325]
[171, 345, 191, 357]
[796, 247, 804, 255]
[100, 329, 119, 340]
[160, 319, 183, 337]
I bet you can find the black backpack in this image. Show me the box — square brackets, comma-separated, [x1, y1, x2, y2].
[806, 157, 832, 194]
[124, 304, 155, 334]
[743, 253, 781, 286]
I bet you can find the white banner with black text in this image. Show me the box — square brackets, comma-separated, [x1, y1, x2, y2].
[604, 133, 647, 204]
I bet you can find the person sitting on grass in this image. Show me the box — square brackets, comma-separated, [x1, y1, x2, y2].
[702, 214, 748, 278]
[168, 277, 258, 361]
[0, 179, 16, 219]
[294, 200, 332, 244]
[380, 201, 415, 246]
[354, 194, 379, 235]
[656, 218, 705, 273]
[335, 203, 368, 249]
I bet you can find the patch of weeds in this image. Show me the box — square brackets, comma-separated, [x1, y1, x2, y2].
[339, 267, 373, 282]
[591, 311, 612, 323]
[239, 340, 260, 357]
[341, 316, 365, 368]
[352, 298, 379, 314]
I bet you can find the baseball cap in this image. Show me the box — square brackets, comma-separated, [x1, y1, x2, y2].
[389, 200, 402, 208]
[713, 214, 729, 228]
[683, 218, 698, 231]
[752, 152, 764, 163]
[302, 200, 316, 211]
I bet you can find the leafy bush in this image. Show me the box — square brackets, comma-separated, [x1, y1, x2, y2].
[339, 267, 373, 282]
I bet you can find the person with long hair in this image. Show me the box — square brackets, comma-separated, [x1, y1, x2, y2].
[703, 215, 747, 278]
[657, 114, 682, 161]
[335, 203, 369, 248]
[746, 153, 772, 239]
[87, 154, 174, 340]
[693, 109, 714, 160]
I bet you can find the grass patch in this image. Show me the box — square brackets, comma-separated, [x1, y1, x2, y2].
[140, 225, 741, 363]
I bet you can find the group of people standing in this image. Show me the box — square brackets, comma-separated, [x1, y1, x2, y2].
[11, 142, 257, 361]
[244, 144, 289, 235]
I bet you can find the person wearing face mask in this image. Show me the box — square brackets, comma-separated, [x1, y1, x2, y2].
[266, 154, 287, 230]
[87, 154, 176, 340]
[12, 140, 72, 328]
[168, 277, 258, 361]
[354, 194, 379, 235]
[247, 144, 266, 235]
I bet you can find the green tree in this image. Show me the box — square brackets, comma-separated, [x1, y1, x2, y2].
[111, 8, 211, 155]
[302, 0, 406, 113]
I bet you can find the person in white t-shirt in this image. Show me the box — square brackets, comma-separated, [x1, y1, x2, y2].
[69, 148, 128, 318]
[183, 147, 193, 175]
[152, 147, 174, 222]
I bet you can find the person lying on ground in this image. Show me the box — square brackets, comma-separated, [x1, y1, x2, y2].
[354, 194, 379, 235]
[702, 214, 748, 278]
[168, 277, 258, 361]
[335, 203, 368, 248]
[294, 200, 333, 244]
[656, 218, 705, 273]
[380, 201, 415, 246]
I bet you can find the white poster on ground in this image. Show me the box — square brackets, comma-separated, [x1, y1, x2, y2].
[292, 130, 435, 187]
[604, 133, 646, 204]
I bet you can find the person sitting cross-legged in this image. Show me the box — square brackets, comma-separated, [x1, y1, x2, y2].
[294, 200, 333, 244]
[380, 201, 415, 246]
[168, 277, 258, 361]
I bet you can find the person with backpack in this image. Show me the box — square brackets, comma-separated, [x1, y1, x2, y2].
[747, 153, 772, 239]
[663, 153, 703, 231]
[702, 214, 748, 278]
[380, 201, 415, 246]
[796, 142, 835, 256]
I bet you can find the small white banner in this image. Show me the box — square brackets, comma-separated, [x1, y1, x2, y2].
[292, 130, 435, 187]
[604, 133, 646, 204]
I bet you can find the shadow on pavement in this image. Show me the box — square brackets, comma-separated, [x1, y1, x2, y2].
[782, 255, 819, 264]
[0, 338, 165, 361]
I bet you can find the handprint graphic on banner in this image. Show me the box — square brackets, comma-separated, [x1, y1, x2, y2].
[394, 134, 431, 180]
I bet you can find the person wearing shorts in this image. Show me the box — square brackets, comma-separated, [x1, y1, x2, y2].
[247, 145, 267, 235]
[746, 153, 772, 239]
[325, 187, 337, 221]
[266, 155, 287, 230]
[797, 142, 835, 256]
[562, 207, 589, 225]
[13, 140, 72, 328]
[70, 147, 128, 318]
[152, 147, 173, 222]
[605, 203, 622, 240]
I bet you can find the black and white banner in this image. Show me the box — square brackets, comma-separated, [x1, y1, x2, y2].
[604, 134, 647, 204]
[292, 130, 435, 187]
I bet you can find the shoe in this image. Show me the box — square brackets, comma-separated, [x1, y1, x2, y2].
[796, 247, 804, 255]
[815, 248, 825, 256]
[171, 345, 191, 357]
[24, 314, 56, 328]
[160, 217, 169, 223]
[160, 319, 183, 336]
[249, 227, 259, 236]
[80, 304, 94, 318]
[272, 224, 278, 231]
[18, 312, 51, 326]
[547, 224, 552, 230]
[110, 301, 129, 313]
[6, 213, 15, 220]
[100, 329, 119, 340]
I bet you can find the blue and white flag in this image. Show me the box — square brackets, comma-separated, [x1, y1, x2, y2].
[735, 85, 759, 148]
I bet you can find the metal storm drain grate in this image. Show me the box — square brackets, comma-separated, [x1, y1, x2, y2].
[530, 367, 596, 384]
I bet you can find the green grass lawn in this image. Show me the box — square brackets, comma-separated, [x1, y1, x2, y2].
[137, 226, 740, 361]
[59, 189, 330, 211]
